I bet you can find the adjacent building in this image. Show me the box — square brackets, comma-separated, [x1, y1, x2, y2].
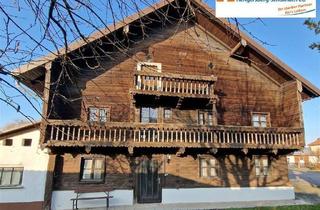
[0, 122, 49, 210]
[308, 138, 320, 154]
[13, 0, 320, 209]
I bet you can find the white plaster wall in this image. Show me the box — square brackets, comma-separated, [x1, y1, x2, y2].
[0, 129, 49, 203]
[51, 190, 133, 210]
[287, 155, 295, 164]
[309, 156, 319, 164]
[162, 187, 295, 203]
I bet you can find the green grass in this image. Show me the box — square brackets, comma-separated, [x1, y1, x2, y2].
[228, 204, 320, 210]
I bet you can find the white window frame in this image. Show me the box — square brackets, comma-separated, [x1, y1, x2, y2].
[251, 112, 270, 128]
[255, 157, 269, 177]
[136, 62, 162, 90]
[200, 157, 217, 178]
[0, 166, 24, 187]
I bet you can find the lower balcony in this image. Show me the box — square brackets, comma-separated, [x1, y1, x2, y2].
[44, 120, 304, 150]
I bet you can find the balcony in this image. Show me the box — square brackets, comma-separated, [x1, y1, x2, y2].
[44, 120, 304, 150]
[130, 71, 217, 105]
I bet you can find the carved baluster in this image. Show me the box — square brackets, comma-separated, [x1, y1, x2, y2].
[119, 129, 122, 141]
[50, 126, 54, 140]
[60, 127, 65, 141]
[66, 126, 70, 141]
[77, 127, 81, 141]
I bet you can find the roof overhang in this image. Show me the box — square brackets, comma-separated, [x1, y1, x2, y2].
[12, 0, 320, 100]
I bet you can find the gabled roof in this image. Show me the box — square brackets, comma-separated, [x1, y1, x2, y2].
[13, 0, 320, 99]
[0, 122, 40, 138]
[308, 138, 320, 146]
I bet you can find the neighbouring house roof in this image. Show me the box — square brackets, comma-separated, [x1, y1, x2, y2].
[308, 138, 320, 146]
[13, 0, 320, 99]
[0, 122, 40, 139]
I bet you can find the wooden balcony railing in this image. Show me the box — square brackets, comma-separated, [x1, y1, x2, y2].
[132, 71, 217, 98]
[45, 120, 304, 149]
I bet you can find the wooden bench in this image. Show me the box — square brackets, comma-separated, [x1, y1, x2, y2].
[71, 190, 113, 210]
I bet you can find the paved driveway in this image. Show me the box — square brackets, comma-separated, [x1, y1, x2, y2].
[289, 170, 320, 187]
[289, 169, 320, 204]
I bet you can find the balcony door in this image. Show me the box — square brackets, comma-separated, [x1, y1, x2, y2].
[136, 159, 162, 203]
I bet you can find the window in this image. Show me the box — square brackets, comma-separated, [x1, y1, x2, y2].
[198, 110, 213, 125]
[200, 158, 217, 177]
[22, 139, 32, 147]
[164, 108, 172, 120]
[0, 167, 23, 187]
[80, 158, 105, 182]
[252, 113, 269, 128]
[255, 157, 269, 177]
[3, 139, 13, 146]
[88, 107, 109, 123]
[140, 107, 158, 123]
[198, 111, 205, 125]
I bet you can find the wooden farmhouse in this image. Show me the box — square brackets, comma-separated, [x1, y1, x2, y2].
[14, 0, 320, 209]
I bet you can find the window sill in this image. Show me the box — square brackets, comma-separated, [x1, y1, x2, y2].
[0, 185, 24, 189]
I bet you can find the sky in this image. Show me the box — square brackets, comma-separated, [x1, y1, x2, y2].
[0, 0, 319, 144]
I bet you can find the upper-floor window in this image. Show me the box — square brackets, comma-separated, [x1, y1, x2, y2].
[0, 167, 23, 187]
[198, 110, 213, 126]
[200, 157, 217, 177]
[2, 139, 13, 146]
[80, 157, 105, 182]
[140, 107, 158, 123]
[255, 157, 269, 177]
[88, 107, 109, 123]
[164, 108, 172, 120]
[22, 139, 32, 147]
[137, 62, 162, 73]
[252, 112, 269, 128]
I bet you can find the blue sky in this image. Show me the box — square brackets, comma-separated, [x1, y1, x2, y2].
[0, 0, 319, 143]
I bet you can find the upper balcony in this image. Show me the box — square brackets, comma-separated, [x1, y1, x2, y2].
[44, 120, 304, 151]
[130, 71, 217, 106]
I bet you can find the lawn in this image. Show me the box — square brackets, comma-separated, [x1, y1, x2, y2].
[229, 204, 320, 210]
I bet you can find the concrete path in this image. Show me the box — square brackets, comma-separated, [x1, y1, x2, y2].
[83, 199, 307, 210]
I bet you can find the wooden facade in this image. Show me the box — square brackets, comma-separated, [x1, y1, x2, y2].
[14, 0, 320, 207]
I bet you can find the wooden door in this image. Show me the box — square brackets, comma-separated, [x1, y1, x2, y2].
[136, 159, 161, 203]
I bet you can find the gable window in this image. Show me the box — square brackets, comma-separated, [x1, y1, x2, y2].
[22, 139, 32, 147]
[164, 108, 172, 120]
[3, 139, 13, 146]
[255, 157, 269, 177]
[198, 110, 213, 125]
[0, 167, 23, 187]
[80, 158, 105, 182]
[200, 157, 217, 177]
[88, 107, 109, 123]
[137, 62, 162, 73]
[140, 107, 158, 123]
[252, 113, 269, 128]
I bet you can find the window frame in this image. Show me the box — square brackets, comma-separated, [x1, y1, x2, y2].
[199, 157, 218, 178]
[80, 157, 105, 183]
[254, 156, 269, 177]
[198, 110, 213, 126]
[3, 139, 13, 146]
[163, 108, 172, 121]
[88, 107, 110, 124]
[0, 167, 24, 187]
[251, 112, 270, 128]
[140, 107, 158, 123]
[22, 139, 32, 147]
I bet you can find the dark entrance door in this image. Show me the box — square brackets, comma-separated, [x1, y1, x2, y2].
[136, 159, 161, 203]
